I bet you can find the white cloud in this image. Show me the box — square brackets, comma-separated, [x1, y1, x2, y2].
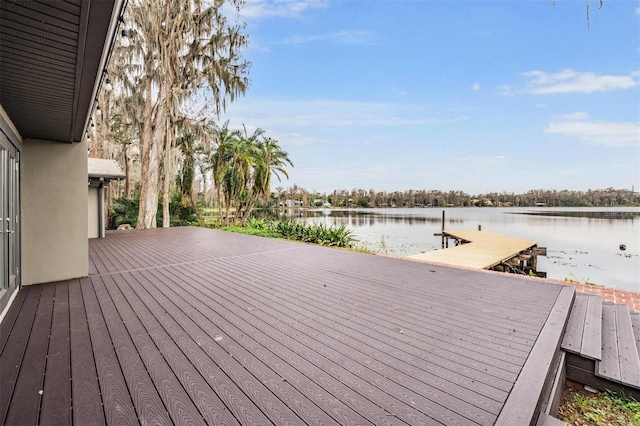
[222, 98, 468, 129]
[535, 103, 548, 108]
[240, 0, 328, 20]
[522, 69, 638, 94]
[554, 112, 591, 121]
[453, 155, 507, 162]
[285, 30, 378, 46]
[636, 7, 640, 16]
[472, 82, 480, 91]
[544, 120, 640, 147]
[392, 86, 408, 97]
[497, 84, 514, 96]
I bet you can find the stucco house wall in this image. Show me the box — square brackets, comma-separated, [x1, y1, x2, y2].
[21, 139, 88, 285]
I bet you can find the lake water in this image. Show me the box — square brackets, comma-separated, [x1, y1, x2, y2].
[265, 207, 640, 292]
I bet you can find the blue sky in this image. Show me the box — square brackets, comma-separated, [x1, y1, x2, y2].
[219, 0, 640, 195]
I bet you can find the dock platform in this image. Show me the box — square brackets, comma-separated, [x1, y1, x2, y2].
[409, 230, 545, 274]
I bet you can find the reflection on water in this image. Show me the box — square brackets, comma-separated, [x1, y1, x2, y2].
[511, 211, 640, 219]
[256, 207, 640, 291]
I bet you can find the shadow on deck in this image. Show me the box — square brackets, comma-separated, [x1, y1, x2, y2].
[1, 227, 574, 425]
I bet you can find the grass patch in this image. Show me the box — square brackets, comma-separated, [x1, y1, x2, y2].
[558, 383, 640, 426]
[220, 224, 283, 239]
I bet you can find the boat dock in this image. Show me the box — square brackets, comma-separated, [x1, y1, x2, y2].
[409, 229, 547, 276]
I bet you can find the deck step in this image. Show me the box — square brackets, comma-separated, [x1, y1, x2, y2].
[537, 413, 569, 426]
[597, 303, 640, 388]
[631, 312, 640, 356]
[561, 293, 602, 360]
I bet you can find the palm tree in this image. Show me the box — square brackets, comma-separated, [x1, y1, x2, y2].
[221, 135, 255, 225]
[240, 137, 292, 223]
[176, 132, 205, 222]
[209, 122, 240, 222]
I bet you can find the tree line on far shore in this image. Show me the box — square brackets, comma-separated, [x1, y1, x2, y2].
[269, 186, 640, 209]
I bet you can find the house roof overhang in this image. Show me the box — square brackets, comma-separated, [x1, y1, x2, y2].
[0, 0, 125, 143]
[88, 158, 125, 182]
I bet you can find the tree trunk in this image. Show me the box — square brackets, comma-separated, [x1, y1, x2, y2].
[224, 194, 232, 226]
[217, 186, 224, 224]
[240, 199, 254, 225]
[137, 79, 155, 228]
[138, 79, 171, 229]
[124, 145, 131, 198]
[162, 116, 173, 228]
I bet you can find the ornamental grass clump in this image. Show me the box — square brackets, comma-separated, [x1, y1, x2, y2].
[222, 218, 357, 248]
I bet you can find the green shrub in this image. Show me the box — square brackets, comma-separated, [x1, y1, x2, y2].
[108, 197, 139, 229]
[219, 219, 357, 248]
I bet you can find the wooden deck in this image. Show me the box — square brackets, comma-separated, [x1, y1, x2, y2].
[0, 227, 573, 425]
[408, 230, 538, 270]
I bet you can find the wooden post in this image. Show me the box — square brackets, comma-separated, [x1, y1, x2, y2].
[531, 248, 538, 273]
[478, 224, 482, 231]
[441, 210, 445, 248]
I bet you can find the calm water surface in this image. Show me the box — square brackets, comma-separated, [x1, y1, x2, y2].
[269, 207, 640, 291]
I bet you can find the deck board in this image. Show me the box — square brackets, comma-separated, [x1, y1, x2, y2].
[162, 263, 477, 425]
[247, 254, 542, 352]
[614, 304, 640, 386]
[91, 275, 175, 425]
[581, 295, 603, 360]
[110, 272, 241, 425]
[81, 276, 138, 426]
[40, 282, 72, 426]
[0, 227, 573, 425]
[68, 279, 106, 425]
[0, 286, 27, 353]
[192, 257, 523, 388]
[408, 230, 537, 269]
[5, 283, 55, 425]
[212, 268, 496, 423]
[631, 313, 640, 356]
[0, 285, 41, 424]
[142, 268, 379, 426]
[129, 269, 335, 426]
[115, 272, 280, 426]
[598, 303, 620, 382]
[561, 293, 588, 354]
